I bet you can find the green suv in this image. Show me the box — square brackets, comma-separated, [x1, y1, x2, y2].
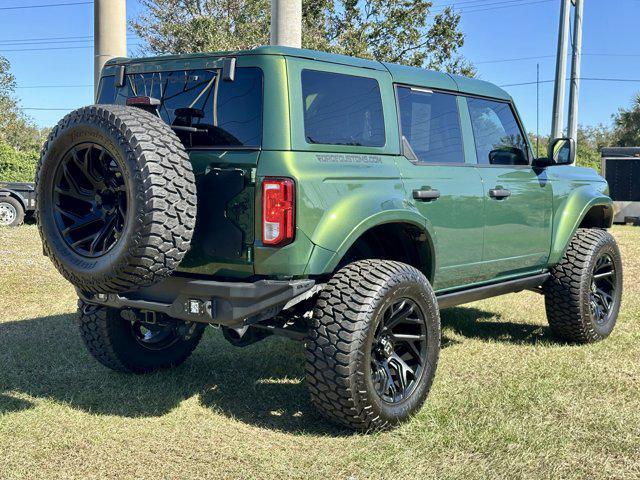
[35, 46, 623, 430]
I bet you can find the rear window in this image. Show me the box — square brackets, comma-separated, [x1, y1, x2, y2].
[97, 67, 263, 148]
[397, 87, 464, 164]
[301, 70, 385, 147]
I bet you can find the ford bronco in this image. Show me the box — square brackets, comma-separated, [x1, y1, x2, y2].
[35, 46, 623, 430]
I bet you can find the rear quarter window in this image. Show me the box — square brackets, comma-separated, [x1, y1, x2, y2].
[301, 70, 385, 147]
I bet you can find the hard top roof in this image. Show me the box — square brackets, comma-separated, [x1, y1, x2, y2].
[106, 45, 511, 101]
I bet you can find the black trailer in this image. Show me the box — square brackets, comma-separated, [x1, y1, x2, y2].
[601, 147, 640, 225]
[0, 182, 36, 227]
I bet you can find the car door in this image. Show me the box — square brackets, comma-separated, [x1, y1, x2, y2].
[395, 86, 484, 291]
[464, 96, 552, 280]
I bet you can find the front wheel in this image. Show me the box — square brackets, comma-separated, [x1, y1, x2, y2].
[544, 228, 623, 343]
[78, 301, 205, 373]
[306, 260, 440, 431]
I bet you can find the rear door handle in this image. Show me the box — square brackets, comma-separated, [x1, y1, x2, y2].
[489, 188, 511, 199]
[413, 189, 441, 202]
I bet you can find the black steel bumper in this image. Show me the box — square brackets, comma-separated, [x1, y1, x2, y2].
[78, 275, 316, 328]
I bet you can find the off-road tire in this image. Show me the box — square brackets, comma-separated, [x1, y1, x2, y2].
[306, 260, 440, 431]
[36, 105, 196, 293]
[544, 228, 623, 343]
[0, 196, 24, 227]
[78, 301, 205, 373]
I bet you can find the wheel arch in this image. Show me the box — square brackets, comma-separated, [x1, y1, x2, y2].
[548, 185, 614, 265]
[305, 210, 436, 280]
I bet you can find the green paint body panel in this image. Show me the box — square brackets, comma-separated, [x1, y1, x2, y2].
[99, 47, 613, 292]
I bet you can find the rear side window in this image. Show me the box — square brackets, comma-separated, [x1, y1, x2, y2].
[467, 98, 529, 166]
[301, 70, 385, 147]
[96, 67, 263, 148]
[397, 87, 464, 164]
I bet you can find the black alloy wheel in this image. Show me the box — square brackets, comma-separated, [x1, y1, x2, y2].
[371, 298, 428, 404]
[130, 320, 183, 351]
[306, 259, 441, 430]
[590, 253, 617, 326]
[52, 142, 127, 258]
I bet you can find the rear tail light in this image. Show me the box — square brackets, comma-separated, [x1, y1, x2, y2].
[262, 178, 295, 246]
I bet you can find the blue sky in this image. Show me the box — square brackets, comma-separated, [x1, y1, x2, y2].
[2, 0, 640, 136]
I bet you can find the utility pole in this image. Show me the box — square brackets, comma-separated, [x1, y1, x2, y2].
[567, 0, 584, 147]
[551, 0, 572, 140]
[537, 63, 540, 158]
[270, 0, 302, 48]
[94, 0, 127, 99]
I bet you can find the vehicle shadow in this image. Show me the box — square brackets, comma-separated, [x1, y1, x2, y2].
[0, 313, 349, 435]
[440, 306, 560, 345]
[0, 307, 560, 434]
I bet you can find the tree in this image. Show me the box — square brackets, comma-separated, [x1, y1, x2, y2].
[612, 93, 640, 147]
[0, 56, 47, 153]
[131, 0, 474, 76]
[0, 56, 47, 182]
[530, 124, 614, 173]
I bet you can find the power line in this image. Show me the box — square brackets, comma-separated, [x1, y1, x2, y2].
[477, 52, 640, 65]
[19, 107, 76, 111]
[434, 0, 554, 14]
[0, 35, 138, 44]
[500, 77, 640, 87]
[432, 0, 551, 13]
[0, 37, 138, 47]
[0, 44, 140, 53]
[0, 1, 92, 11]
[16, 84, 93, 89]
[477, 54, 556, 64]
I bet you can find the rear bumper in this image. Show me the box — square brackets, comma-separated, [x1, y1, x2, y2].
[78, 275, 315, 328]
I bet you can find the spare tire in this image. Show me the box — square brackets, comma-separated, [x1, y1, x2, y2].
[36, 105, 197, 293]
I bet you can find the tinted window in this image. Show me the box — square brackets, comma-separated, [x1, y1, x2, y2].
[467, 98, 529, 165]
[97, 75, 116, 104]
[397, 87, 463, 164]
[301, 70, 385, 147]
[96, 67, 263, 148]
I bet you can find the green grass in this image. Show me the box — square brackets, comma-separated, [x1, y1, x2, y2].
[0, 225, 639, 479]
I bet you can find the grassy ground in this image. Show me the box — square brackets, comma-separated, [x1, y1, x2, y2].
[0, 225, 638, 480]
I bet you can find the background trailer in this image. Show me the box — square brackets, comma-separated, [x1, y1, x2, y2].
[601, 147, 640, 225]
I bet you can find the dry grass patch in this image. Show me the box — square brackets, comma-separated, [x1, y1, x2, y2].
[0, 225, 639, 479]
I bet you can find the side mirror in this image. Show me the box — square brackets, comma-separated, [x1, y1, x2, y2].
[548, 137, 575, 165]
[489, 147, 527, 166]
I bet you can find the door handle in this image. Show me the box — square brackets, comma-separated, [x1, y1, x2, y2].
[413, 189, 441, 202]
[489, 188, 511, 200]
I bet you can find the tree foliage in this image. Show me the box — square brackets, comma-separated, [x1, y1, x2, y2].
[0, 141, 38, 182]
[530, 124, 614, 172]
[0, 56, 46, 182]
[131, 0, 474, 75]
[612, 93, 640, 147]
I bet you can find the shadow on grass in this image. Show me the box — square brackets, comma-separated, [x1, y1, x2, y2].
[0, 307, 560, 433]
[441, 306, 560, 345]
[0, 313, 348, 435]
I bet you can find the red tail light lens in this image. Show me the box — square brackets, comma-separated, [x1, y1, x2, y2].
[262, 178, 295, 246]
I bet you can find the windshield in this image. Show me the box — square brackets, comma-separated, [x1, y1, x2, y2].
[97, 67, 263, 149]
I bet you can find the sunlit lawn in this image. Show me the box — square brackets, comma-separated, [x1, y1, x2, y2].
[0, 225, 638, 479]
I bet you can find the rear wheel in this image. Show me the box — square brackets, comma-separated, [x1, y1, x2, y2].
[544, 228, 623, 343]
[0, 197, 24, 227]
[306, 260, 440, 431]
[78, 301, 205, 373]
